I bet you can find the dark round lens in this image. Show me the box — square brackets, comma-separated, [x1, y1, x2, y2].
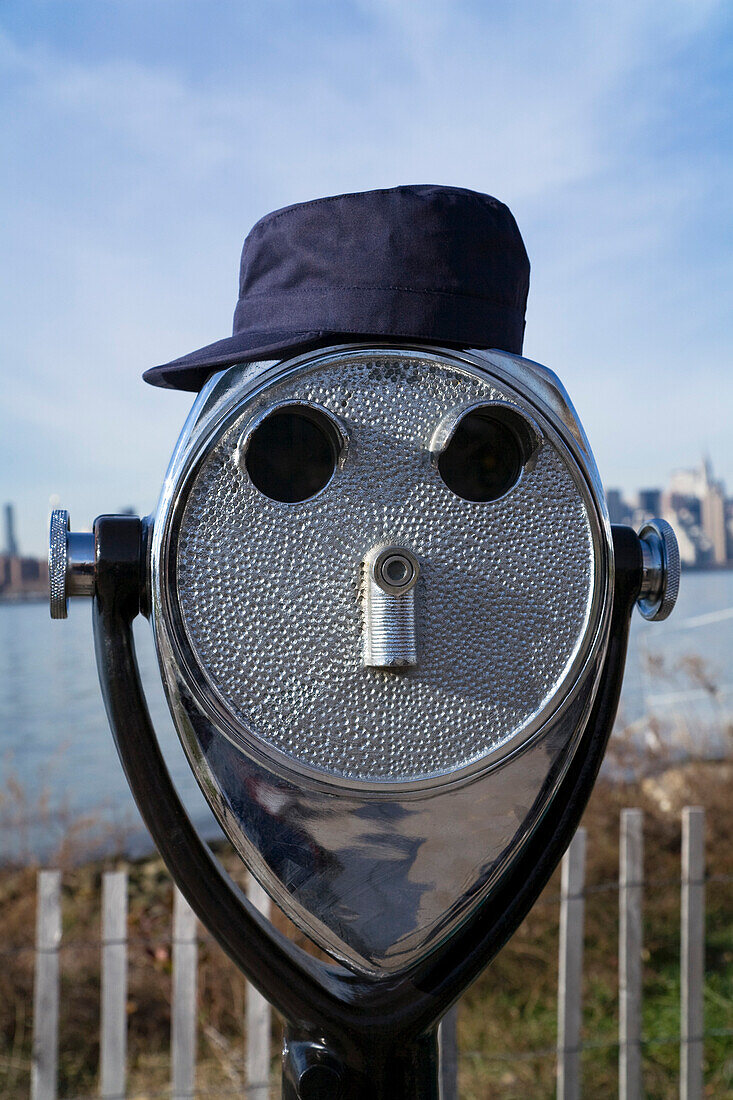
[437, 410, 524, 502]
[245, 406, 340, 503]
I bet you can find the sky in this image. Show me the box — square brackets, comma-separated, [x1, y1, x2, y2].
[1, 0, 731, 555]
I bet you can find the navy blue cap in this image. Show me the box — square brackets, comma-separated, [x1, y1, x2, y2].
[144, 185, 530, 391]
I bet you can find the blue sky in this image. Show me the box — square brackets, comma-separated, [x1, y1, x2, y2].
[2, 0, 731, 555]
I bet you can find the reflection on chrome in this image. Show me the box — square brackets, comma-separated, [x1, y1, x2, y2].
[148, 345, 614, 975]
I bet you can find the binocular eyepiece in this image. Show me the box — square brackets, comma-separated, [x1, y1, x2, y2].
[51, 343, 679, 1098]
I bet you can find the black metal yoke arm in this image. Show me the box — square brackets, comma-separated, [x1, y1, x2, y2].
[93, 515, 642, 1051]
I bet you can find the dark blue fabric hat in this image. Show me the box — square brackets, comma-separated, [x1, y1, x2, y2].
[144, 185, 530, 391]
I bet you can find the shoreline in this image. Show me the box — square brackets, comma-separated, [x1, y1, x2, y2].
[0, 563, 732, 604]
[681, 561, 733, 573]
[0, 592, 47, 605]
[1, 754, 730, 870]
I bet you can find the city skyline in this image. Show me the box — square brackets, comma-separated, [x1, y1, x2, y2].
[3, 450, 732, 564]
[7, 425, 733, 561]
[607, 454, 732, 567]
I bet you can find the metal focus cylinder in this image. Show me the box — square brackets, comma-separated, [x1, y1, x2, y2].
[362, 545, 419, 669]
[637, 518, 680, 621]
[48, 509, 95, 619]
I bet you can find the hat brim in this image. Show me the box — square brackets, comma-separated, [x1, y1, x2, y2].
[143, 329, 326, 391]
[144, 328, 478, 392]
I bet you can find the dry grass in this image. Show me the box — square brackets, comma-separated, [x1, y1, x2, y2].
[0, 758, 731, 1099]
[458, 760, 733, 1099]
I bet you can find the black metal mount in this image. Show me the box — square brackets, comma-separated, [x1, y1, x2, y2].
[92, 515, 642, 1099]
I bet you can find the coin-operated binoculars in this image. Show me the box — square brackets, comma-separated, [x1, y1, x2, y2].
[49, 187, 679, 1099]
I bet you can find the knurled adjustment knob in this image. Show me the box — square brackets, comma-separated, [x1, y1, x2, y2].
[637, 518, 681, 622]
[48, 510, 96, 620]
[49, 509, 70, 619]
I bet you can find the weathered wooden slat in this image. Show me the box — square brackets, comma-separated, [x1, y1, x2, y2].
[172, 888, 198, 1100]
[619, 808, 643, 1100]
[439, 1004, 459, 1100]
[557, 828, 586, 1100]
[246, 876, 272, 1099]
[100, 871, 128, 1100]
[680, 806, 705, 1100]
[31, 870, 62, 1100]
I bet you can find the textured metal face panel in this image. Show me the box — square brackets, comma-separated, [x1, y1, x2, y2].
[174, 353, 597, 783]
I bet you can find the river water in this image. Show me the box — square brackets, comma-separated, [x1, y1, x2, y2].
[0, 571, 730, 861]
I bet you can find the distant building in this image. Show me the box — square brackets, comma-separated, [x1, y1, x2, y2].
[637, 489, 662, 517]
[700, 473, 728, 565]
[606, 489, 632, 526]
[4, 503, 18, 557]
[660, 457, 731, 568]
[667, 465, 708, 500]
[0, 553, 48, 599]
[0, 503, 49, 600]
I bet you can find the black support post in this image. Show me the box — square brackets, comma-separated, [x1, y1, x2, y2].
[91, 514, 642, 1100]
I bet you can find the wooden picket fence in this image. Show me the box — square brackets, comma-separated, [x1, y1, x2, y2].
[27, 807, 713, 1100]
